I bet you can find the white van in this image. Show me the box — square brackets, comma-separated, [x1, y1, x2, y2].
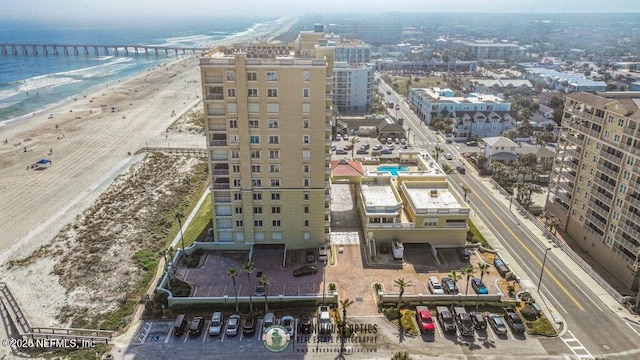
[318, 246, 329, 262]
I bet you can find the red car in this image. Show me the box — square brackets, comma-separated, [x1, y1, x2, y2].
[415, 306, 435, 333]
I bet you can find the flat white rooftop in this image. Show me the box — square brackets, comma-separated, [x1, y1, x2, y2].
[360, 183, 400, 208]
[404, 186, 463, 212]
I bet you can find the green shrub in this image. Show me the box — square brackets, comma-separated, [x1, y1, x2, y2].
[383, 307, 400, 320]
[133, 250, 158, 271]
[183, 254, 201, 267]
[505, 272, 517, 282]
[329, 283, 337, 291]
[520, 305, 538, 320]
[400, 311, 418, 335]
[170, 278, 192, 297]
[374, 283, 382, 291]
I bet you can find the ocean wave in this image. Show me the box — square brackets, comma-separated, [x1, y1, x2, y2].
[55, 57, 133, 77]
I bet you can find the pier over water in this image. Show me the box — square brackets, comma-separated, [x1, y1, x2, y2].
[0, 43, 209, 57]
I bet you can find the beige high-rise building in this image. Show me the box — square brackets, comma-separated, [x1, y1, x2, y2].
[199, 30, 334, 250]
[546, 91, 640, 290]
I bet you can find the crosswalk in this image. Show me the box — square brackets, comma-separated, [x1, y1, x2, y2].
[561, 330, 593, 359]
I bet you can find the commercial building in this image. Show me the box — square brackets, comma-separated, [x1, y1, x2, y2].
[334, 39, 372, 64]
[199, 29, 334, 250]
[523, 68, 607, 93]
[449, 40, 525, 61]
[345, 16, 402, 45]
[333, 61, 374, 115]
[546, 91, 640, 290]
[408, 87, 515, 138]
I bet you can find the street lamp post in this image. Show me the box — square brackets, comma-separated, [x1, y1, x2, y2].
[175, 212, 186, 252]
[537, 248, 552, 293]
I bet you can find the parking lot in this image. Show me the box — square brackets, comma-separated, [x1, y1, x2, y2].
[331, 135, 411, 161]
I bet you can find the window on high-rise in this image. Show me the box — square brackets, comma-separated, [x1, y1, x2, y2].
[266, 72, 277, 81]
[302, 71, 310, 81]
[302, 150, 310, 159]
[270, 164, 280, 173]
[227, 103, 237, 113]
[229, 119, 238, 128]
[248, 103, 259, 113]
[251, 150, 261, 158]
[248, 88, 258, 97]
[267, 88, 278, 97]
[247, 72, 257, 81]
[268, 135, 279, 144]
[250, 135, 260, 144]
[251, 165, 261, 173]
[272, 219, 281, 227]
[227, 88, 236, 98]
[303, 119, 310, 128]
[253, 207, 262, 214]
[253, 193, 262, 200]
[254, 220, 263, 227]
[226, 71, 235, 81]
[269, 150, 280, 159]
[271, 193, 280, 200]
[303, 135, 310, 144]
[252, 179, 262, 187]
[270, 179, 280, 187]
[232, 165, 240, 173]
[303, 178, 310, 187]
[229, 135, 239, 143]
[268, 119, 279, 128]
[303, 88, 310, 98]
[249, 120, 259, 128]
[267, 103, 279, 113]
[302, 103, 310, 113]
[272, 207, 281, 214]
[231, 150, 240, 159]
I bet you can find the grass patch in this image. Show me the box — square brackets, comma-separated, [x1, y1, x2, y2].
[133, 250, 158, 271]
[181, 192, 212, 246]
[523, 316, 556, 336]
[468, 219, 491, 249]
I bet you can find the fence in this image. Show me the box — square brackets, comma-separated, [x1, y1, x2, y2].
[487, 179, 632, 305]
[378, 292, 503, 305]
[133, 146, 207, 157]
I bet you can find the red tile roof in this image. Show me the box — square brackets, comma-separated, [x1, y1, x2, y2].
[330, 160, 364, 177]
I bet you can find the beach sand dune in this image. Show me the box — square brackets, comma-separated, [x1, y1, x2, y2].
[0, 55, 205, 326]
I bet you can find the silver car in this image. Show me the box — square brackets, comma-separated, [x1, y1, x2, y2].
[226, 314, 241, 336]
[208, 312, 224, 336]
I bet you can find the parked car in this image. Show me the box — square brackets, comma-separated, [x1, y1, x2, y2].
[380, 149, 392, 155]
[441, 277, 458, 294]
[188, 316, 204, 337]
[298, 315, 313, 334]
[386, 137, 392, 143]
[373, 144, 383, 151]
[503, 308, 525, 334]
[415, 306, 435, 333]
[394, 138, 400, 144]
[457, 247, 470, 261]
[466, 140, 478, 146]
[356, 149, 369, 155]
[385, 144, 394, 150]
[335, 149, 348, 155]
[469, 311, 487, 330]
[255, 280, 266, 296]
[456, 166, 466, 174]
[243, 315, 256, 336]
[487, 313, 508, 335]
[361, 143, 370, 150]
[386, 91, 391, 95]
[428, 277, 445, 295]
[263, 312, 275, 331]
[281, 315, 295, 336]
[494, 258, 510, 277]
[335, 134, 342, 141]
[331, 145, 337, 152]
[343, 144, 354, 151]
[436, 306, 456, 333]
[173, 314, 188, 337]
[208, 312, 224, 336]
[226, 314, 241, 336]
[293, 265, 318, 277]
[471, 278, 489, 294]
[400, 138, 407, 145]
[318, 246, 329, 262]
[444, 153, 453, 160]
[395, 105, 400, 110]
[318, 305, 332, 334]
[453, 307, 474, 337]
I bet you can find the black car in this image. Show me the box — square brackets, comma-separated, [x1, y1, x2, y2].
[456, 166, 466, 174]
[305, 251, 315, 263]
[188, 316, 204, 337]
[441, 277, 458, 294]
[456, 247, 470, 261]
[335, 149, 348, 155]
[293, 265, 318, 277]
[298, 315, 313, 334]
[469, 311, 487, 330]
[356, 149, 369, 155]
[243, 316, 257, 336]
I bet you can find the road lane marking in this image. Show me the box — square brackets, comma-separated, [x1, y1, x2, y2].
[561, 330, 593, 359]
[457, 175, 586, 312]
[625, 321, 640, 338]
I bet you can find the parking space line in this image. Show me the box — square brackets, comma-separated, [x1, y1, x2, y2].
[202, 320, 209, 343]
[164, 328, 173, 343]
[183, 333, 188, 343]
[239, 319, 244, 342]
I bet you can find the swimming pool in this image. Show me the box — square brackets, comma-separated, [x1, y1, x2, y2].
[376, 165, 408, 176]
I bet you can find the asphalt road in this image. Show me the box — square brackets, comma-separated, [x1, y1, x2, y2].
[377, 77, 640, 359]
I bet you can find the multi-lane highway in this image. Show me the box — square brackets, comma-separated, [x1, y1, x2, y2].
[378, 77, 640, 358]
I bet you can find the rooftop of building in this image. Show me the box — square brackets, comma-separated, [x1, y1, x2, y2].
[451, 39, 522, 48]
[469, 79, 533, 88]
[483, 136, 518, 148]
[566, 91, 640, 119]
[360, 180, 402, 210]
[525, 68, 606, 87]
[401, 183, 465, 213]
[412, 87, 505, 104]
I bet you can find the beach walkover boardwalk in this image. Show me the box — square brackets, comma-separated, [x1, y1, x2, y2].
[0, 282, 114, 348]
[0, 43, 209, 57]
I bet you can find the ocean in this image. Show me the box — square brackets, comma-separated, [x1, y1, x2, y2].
[0, 16, 288, 125]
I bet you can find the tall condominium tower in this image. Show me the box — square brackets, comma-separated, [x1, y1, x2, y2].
[546, 92, 640, 290]
[199, 30, 334, 250]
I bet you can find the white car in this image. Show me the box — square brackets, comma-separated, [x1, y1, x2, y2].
[318, 306, 332, 334]
[444, 153, 453, 160]
[281, 315, 295, 336]
[226, 314, 241, 336]
[208, 312, 224, 336]
[428, 277, 445, 295]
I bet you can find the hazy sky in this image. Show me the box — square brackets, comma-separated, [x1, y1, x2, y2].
[3, 0, 640, 22]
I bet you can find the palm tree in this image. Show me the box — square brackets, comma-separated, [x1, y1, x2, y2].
[433, 145, 443, 161]
[259, 274, 270, 313]
[461, 185, 471, 202]
[227, 267, 239, 313]
[449, 270, 462, 303]
[442, 163, 454, 174]
[475, 262, 491, 310]
[548, 215, 561, 235]
[348, 136, 360, 158]
[392, 351, 412, 360]
[394, 278, 413, 313]
[461, 265, 475, 306]
[339, 298, 354, 351]
[243, 261, 255, 314]
[541, 211, 551, 228]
